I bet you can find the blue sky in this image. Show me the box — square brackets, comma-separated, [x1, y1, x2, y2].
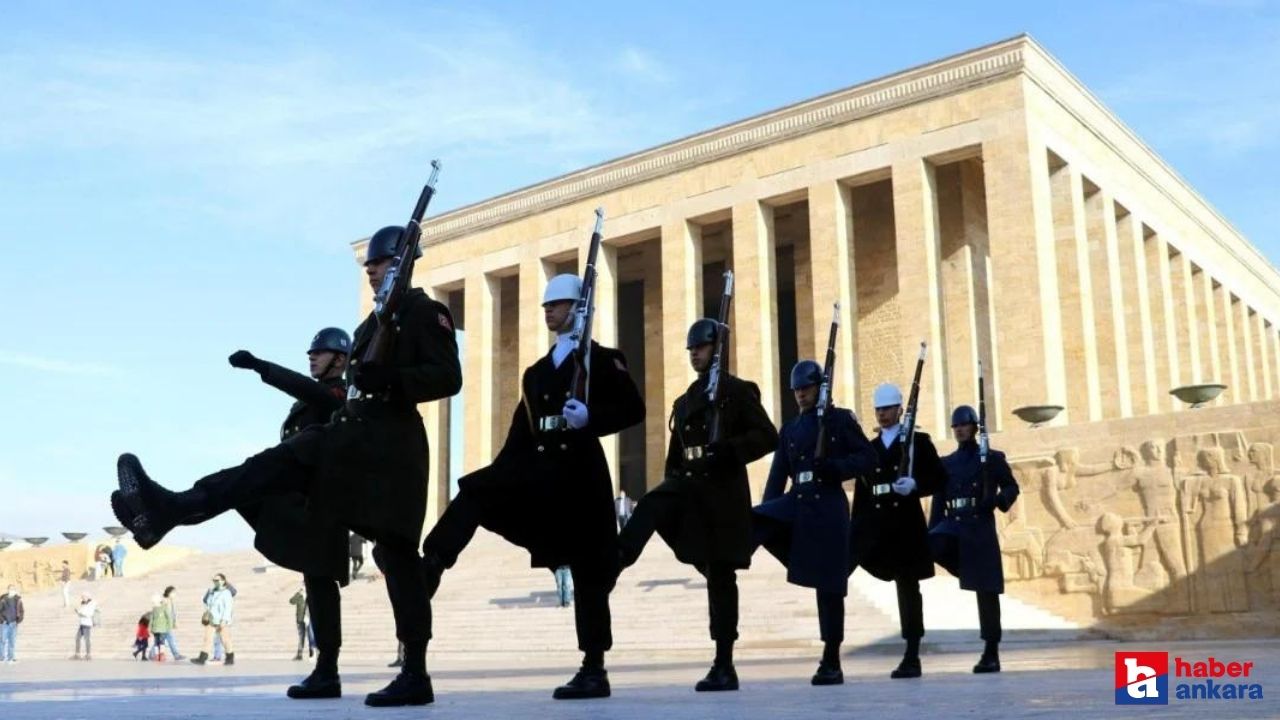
[2, 1, 1278, 551]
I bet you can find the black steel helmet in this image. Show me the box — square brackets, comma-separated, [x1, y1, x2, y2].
[365, 225, 421, 264]
[790, 360, 822, 390]
[686, 318, 719, 349]
[950, 404, 979, 427]
[309, 327, 352, 355]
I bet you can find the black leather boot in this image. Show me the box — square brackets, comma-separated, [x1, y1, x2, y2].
[695, 663, 739, 692]
[890, 654, 921, 679]
[224, 652, 235, 666]
[553, 666, 611, 699]
[973, 642, 1000, 674]
[287, 668, 342, 699]
[364, 671, 434, 707]
[190, 652, 209, 666]
[811, 660, 844, 686]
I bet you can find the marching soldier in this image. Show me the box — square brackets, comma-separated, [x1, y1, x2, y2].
[420, 273, 645, 700]
[929, 405, 1020, 674]
[753, 360, 877, 686]
[617, 318, 778, 692]
[225, 328, 353, 698]
[849, 382, 946, 679]
[111, 226, 462, 707]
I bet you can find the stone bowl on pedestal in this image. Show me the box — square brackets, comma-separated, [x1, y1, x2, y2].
[62, 532, 89, 543]
[1170, 383, 1227, 408]
[1011, 405, 1064, 428]
[24, 537, 49, 547]
[103, 526, 128, 538]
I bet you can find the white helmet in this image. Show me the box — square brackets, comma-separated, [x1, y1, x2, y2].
[542, 274, 582, 305]
[873, 382, 903, 408]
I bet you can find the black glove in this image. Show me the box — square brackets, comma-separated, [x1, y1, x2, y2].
[228, 350, 262, 373]
[354, 362, 397, 393]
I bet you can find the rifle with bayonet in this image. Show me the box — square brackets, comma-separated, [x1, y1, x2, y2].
[569, 208, 606, 404]
[359, 160, 442, 370]
[896, 341, 928, 480]
[705, 270, 735, 445]
[977, 359, 993, 507]
[799, 304, 841, 485]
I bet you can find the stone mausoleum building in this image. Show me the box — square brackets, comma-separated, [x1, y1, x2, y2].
[355, 35, 1280, 636]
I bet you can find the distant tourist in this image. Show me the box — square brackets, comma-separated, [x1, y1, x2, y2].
[60, 561, 72, 608]
[111, 540, 128, 578]
[93, 546, 109, 580]
[554, 566, 573, 608]
[158, 586, 184, 661]
[289, 585, 314, 661]
[350, 534, 366, 578]
[149, 594, 173, 661]
[192, 574, 235, 666]
[132, 613, 151, 660]
[72, 593, 96, 660]
[0, 585, 23, 663]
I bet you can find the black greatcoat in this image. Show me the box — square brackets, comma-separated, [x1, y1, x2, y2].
[929, 442, 1019, 593]
[237, 362, 350, 584]
[753, 407, 877, 595]
[650, 374, 778, 569]
[287, 288, 462, 546]
[458, 341, 644, 571]
[848, 428, 945, 581]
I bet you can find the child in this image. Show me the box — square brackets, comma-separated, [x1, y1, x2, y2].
[132, 613, 151, 660]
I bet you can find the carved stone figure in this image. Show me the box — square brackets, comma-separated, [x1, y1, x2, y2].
[1188, 448, 1250, 613]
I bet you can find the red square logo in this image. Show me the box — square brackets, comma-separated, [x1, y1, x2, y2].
[1115, 651, 1169, 705]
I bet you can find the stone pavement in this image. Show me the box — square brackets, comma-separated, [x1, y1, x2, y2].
[2, 639, 1277, 719]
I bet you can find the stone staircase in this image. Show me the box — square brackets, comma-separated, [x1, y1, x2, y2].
[9, 530, 1079, 662]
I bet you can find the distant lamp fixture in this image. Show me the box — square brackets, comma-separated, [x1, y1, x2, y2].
[1170, 383, 1227, 409]
[103, 526, 129, 538]
[24, 537, 49, 547]
[1011, 404, 1064, 428]
[62, 532, 89, 543]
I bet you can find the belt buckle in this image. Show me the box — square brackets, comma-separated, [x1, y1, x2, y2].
[684, 446, 706, 461]
[796, 471, 814, 485]
[871, 483, 892, 496]
[539, 415, 568, 432]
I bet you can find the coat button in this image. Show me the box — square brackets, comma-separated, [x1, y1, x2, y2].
[537, 445, 545, 452]
[560, 443, 568, 451]
[543, 394, 549, 400]
[685, 471, 692, 477]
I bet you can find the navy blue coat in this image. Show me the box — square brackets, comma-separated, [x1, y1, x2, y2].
[849, 429, 945, 581]
[753, 407, 876, 595]
[929, 441, 1019, 593]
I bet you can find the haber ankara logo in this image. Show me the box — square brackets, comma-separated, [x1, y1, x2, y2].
[1116, 652, 1168, 705]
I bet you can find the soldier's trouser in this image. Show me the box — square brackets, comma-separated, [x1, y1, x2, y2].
[420, 490, 481, 567]
[977, 590, 1001, 643]
[817, 590, 844, 645]
[185, 446, 309, 524]
[304, 574, 341, 654]
[570, 563, 614, 655]
[702, 564, 739, 642]
[372, 543, 432, 645]
[617, 490, 676, 564]
[895, 577, 924, 640]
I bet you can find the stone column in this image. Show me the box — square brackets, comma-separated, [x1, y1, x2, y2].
[981, 130, 1068, 428]
[661, 216, 703, 418]
[807, 180, 858, 410]
[1173, 253, 1202, 385]
[1049, 161, 1095, 421]
[1120, 212, 1157, 415]
[641, 243, 668, 490]
[731, 200, 780, 498]
[518, 251, 551, 375]
[593, 242, 621, 491]
[1217, 284, 1242, 408]
[463, 269, 498, 472]
[1255, 310, 1274, 399]
[1239, 299, 1258, 401]
[1095, 193, 1132, 417]
[1146, 233, 1180, 412]
[1197, 271, 1223, 404]
[892, 157, 948, 434]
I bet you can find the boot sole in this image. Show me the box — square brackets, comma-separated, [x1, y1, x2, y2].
[287, 688, 342, 699]
[553, 688, 612, 700]
[364, 694, 434, 707]
[114, 457, 163, 549]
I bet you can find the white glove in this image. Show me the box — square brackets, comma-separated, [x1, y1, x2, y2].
[892, 476, 917, 496]
[562, 399, 589, 430]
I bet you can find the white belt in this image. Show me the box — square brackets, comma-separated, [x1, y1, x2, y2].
[684, 445, 707, 461]
[796, 471, 814, 485]
[538, 415, 569, 432]
[871, 483, 893, 496]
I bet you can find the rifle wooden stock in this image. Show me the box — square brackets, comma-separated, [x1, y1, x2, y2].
[706, 270, 735, 444]
[896, 341, 928, 479]
[814, 303, 840, 462]
[570, 208, 605, 404]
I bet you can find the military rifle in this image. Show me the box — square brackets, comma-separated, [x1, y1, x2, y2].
[896, 341, 928, 480]
[977, 359, 992, 507]
[359, 160, 442, 370]
[705, 270, 735, 445]
[569, 208, 606, 404]
[799, 304, 840, 485]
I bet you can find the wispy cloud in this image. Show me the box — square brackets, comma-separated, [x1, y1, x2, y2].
[614, 46, 672, 84]
[0, 350, 120, 377]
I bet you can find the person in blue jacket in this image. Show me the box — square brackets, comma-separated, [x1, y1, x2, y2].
[928, 405, 1020, 674]
[752, 360, 877, 686]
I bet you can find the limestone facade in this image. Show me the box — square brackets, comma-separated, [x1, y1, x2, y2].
[352, 35, 1280, 568]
